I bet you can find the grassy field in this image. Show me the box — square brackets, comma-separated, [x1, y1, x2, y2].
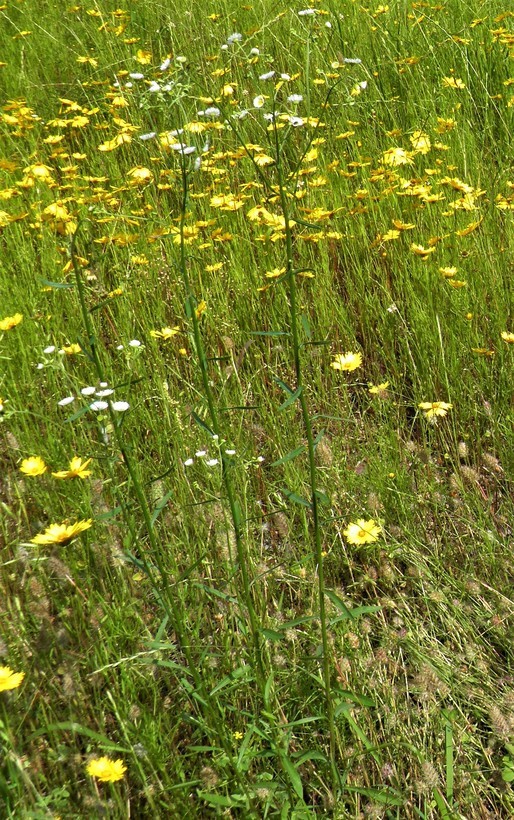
[0, 0, 513, 816]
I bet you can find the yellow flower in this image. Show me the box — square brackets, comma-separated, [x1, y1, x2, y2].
[0, 666, 25, 692]
[195, 300, 207, 319]
[343, 519, 382, 545]
[20, 456, 47, 476]
[501, 331, 514, 343]
[61, 343, 82, 355]
[86, 756, 127, 783]
[410, 243, 435, 259]
[368, 381, 389, 396]
[418, 401, 452, 420]
[442, 77, 466, 89]
[52, 457, 93, 480]
[31, 519, 93, 546]
[331, 351, 362, 372]
[150, 326, 180, 340]
[0, 313, 23, 331]
[127, 166, 153, 185]
[381, 147, 413, 166]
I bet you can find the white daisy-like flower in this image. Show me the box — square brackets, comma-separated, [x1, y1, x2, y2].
[58, 396, 75, 406]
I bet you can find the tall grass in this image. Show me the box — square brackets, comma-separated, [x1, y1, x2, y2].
[1, 0, 514, 816]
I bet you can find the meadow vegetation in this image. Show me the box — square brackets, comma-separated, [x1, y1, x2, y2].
[0, 0, 514, 816]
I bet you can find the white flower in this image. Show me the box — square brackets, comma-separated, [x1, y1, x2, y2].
[129, 339, 141, 347]
[221, 43, 228, 51]
[344, 57, 362, 64]
[36, 363, 44, 370]
[170, 143, 195, 155]
[58, 396, 75, 406]
[195, 450, 207, 458]
[288, 116, 304, 127]
[206, 458, 219, 467]
[89, 401, 109, 411]
[148, 81, 160, 93]
[111, 401, 129, 412]
[280, 73, 291, 80]
[204, 106, 221, 118]
[225, 449, 236, 456]
[227, 32, 243, 44]
[129, 72, 145, 80]
[253, 95, 265, 108]
[81, 386, 96, 396]
[298, 8, 316, 15]
[259, 70, 275, 80]
[250, 47, 260, 56]
[139, 132, 156, 141]
[160, 57, 171, 71]
[43, 345, 56, 354]
[117, 344, 124, 350]
[95, 388, 114, 397]
[184, 458, 194, 466]
[287, 94, 303, 103]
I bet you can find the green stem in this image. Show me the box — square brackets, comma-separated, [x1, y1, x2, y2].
[175, 157, 266, 685]
[271, 120, 337, 786]
[69, 227, 260, 814]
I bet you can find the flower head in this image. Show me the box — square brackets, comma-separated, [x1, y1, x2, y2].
[343, 519, 382, 545]
[31, 519, 92, 546]
[86, 756, 126, 783]
[20, 456, 47, 476]
[52, 457, 92, 480]
[0, 666, 25, 692]
[331, 351, 362, 372]
[150, 326, 180, 340]
[501, 331, 514, 344]
[418, 401, 452, 420]
[0, 313, 23, 331]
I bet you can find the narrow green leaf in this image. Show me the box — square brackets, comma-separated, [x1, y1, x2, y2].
[325, 589, 356, 619]
[250, 330, 290, 337]
[150, 491, 173, 527]
[300, 313, 311, 339]
[279, 386, 303, 411]
[271, 444, 306, 467]
[273, 376, 295, 395]
[27, 722, 130, 751]
[280, 755, 303, 800]
[190, 411, 214, 437]
[281, 487, 311, 508]
[38, 277, 74, 290]
[261, 628, 284, 642]
[198, 792, 234, 807]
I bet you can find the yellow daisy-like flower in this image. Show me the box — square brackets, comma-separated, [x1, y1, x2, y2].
[149, 326, 180, 340]
[381, 147, 413, 166]
[343, 519, 382, 545]
[31, 519, 93, 546]
[0, 666, 25, 692]
[20, 456, 47, 476]
[86, 756, 127, 783]
[0, 313, 23, 331]
[501, 331, 514, 343]
[418, 401, 453, 420]
[52, 457, 93, 480]
[331, 351, 362, 372]
[61, 343, 82, 355]
[368, 381, 390, 396]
